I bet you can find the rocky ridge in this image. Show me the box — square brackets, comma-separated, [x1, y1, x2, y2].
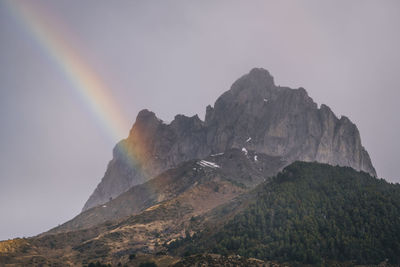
[83, 68, 376, 211]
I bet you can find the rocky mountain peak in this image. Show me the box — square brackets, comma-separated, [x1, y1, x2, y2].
[134, 109, 159, 124]
[214, 68, 275, 107]
[170, 114, 203, 130]
[205, 69, 316, 125]
[129, 109, 160, 135]
[82, 68, 377, 211]
[246, 67, 275, 86]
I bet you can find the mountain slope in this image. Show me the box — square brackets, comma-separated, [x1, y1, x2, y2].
[1, 162, 396, 266]
[1, 149, 283, 266]
[48, 148, 286, 234]
[84, 68, 376, 211]
[174, 162, 400, 265]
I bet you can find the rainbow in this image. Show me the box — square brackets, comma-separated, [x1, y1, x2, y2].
[3, 1, 149, 168]
[4, 0, 131, 142]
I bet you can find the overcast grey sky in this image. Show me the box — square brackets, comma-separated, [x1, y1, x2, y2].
[0, 0, 399, 241]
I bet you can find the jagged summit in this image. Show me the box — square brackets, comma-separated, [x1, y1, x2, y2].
[82, 68, 376, 211]
[209, 68, 276, 113]
[236, 67, 275, 88]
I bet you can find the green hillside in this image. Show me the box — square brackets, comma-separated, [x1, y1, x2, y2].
[179, 162, 400, 265]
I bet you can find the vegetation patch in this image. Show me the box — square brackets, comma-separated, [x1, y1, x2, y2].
[173, 162, 400, 265]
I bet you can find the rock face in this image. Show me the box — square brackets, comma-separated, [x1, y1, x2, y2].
[83, 68, 376, 211]
[82, 110, 210, 211]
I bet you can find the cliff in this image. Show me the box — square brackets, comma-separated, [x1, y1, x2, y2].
[83, 68, 376, 211]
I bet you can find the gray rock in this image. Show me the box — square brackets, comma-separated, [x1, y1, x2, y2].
[82, 68, 376, 211]
[82, 110, 210, 211]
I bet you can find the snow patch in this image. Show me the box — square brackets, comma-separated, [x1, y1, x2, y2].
[254, 155, 258, 162]
[211, 152, 224, 157]
[198, 160, 220, 169]
[246, 137, 252, 142]
[102, 205, 107, 208]
[242, 147, 248, 156]
[264, 98, 268, 102]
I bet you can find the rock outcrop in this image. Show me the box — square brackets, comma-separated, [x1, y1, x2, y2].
[83, 68, 376, 211]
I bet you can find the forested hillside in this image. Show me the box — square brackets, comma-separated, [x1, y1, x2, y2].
[177, 162, 400, 265]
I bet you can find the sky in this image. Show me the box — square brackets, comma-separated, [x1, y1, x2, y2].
[0, 0, 399, 241]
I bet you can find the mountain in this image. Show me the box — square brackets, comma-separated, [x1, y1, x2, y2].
[83, 68, 376, 211]
[0, 68, 383, 266]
